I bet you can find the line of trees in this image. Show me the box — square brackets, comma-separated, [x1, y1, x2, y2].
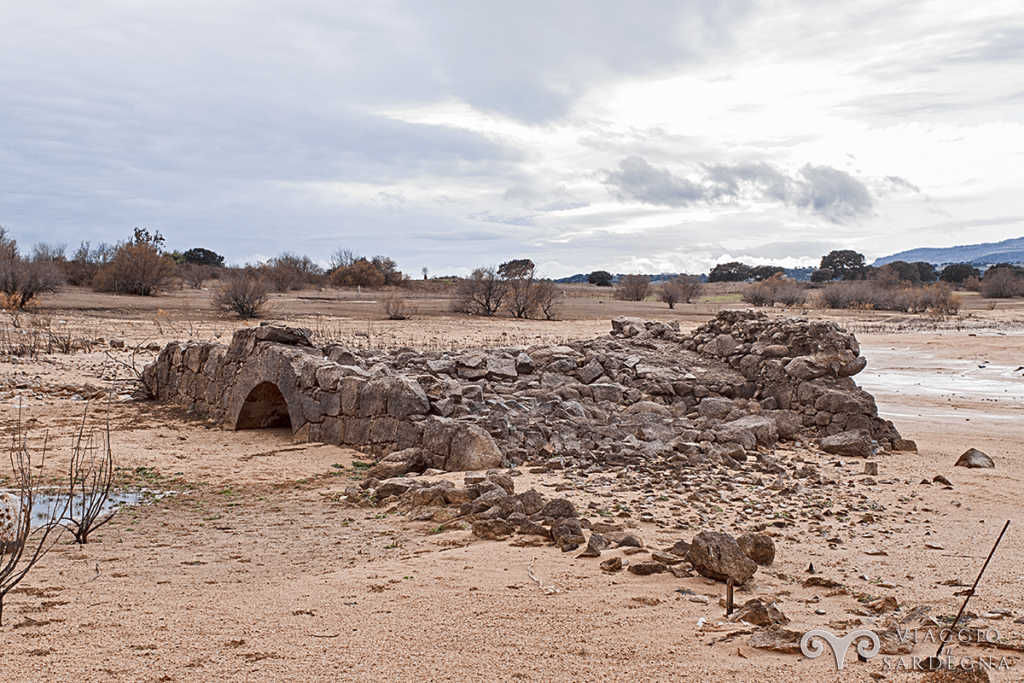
[5, 225, 1024, 316]
[451, 259, 560, 319]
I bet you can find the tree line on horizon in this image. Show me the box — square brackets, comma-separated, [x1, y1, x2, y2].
[3, 229, 1024, 316]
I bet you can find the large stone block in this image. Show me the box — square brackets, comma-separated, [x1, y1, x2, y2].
[359, 380, 388, 416]
[343, 418, 371, 445]
[396, 420, 424, 450]
[687, 531, 758, 584]
[386, 376, 431, 419]
[320, 416, 345, 445]
[370, 417, 400, 444]
[445, 424, 503, 472]
[340, 376, 364, 416]
[422, 418, 454, 458]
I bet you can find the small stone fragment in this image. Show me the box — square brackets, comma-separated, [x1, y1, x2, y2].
[472, 519, 515, 540]
[867, 596, 899, 613]
[600, 556, 623, 572]
[748, 626, 804, 654]
[650, 550, 684, 566]
[666, 540, 691, 557]
[578, 533, 610, 558]
[729, 599, 788, 626]
[628, 561, 667, 576]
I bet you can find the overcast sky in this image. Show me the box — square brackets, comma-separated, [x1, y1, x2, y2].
[2, 1, 1022, 277]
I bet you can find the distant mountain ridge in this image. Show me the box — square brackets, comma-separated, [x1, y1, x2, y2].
[873, 236, 1024, 267]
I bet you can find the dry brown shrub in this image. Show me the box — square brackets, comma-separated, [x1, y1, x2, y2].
[658, 275, 703, 309]
[214, 272, 271, 319]
[379, 292, 417, 320]
[742, 275, 806, 307]
[615, 274, 651, 301]
[94, 242, 175, 296]
[978, 269, 1024, 298]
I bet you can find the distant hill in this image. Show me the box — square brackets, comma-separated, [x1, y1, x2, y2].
[556, 268, 814, 284]
[553, 272, 705, 284]
[873, 236, 1024, 267]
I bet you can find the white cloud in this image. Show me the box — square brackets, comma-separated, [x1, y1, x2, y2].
[1, 0, 1022, 276]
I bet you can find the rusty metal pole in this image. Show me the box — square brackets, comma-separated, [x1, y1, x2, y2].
[726, 579, 734, 616]
[935, 520, 1010, 659]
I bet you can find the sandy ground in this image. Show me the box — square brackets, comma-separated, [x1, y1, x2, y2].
[2, 287, 1024, 682]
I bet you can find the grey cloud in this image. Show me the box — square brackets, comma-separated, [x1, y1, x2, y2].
[467, 211, 537, 227]
[412, 1, 756, 123]
[795, 164, 873, 223]
[739, 240, 844, 260]
[502, 184, 589, 212]
[603, 157, 876, 223]
[602, 156, 705, 207]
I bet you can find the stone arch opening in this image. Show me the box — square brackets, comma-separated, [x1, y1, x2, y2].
[234, 381, 293, 430]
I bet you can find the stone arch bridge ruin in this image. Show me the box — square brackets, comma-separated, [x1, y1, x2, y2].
[145, 311, 913, 475]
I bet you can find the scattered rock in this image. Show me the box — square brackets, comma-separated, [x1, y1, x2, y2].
[578, 533, 610, 558]
[803, 577, 843, 589]
[729, 599, 788, 626]
[687, 531, 758, 584]
[650, 550, 684, 566]
[627, 561, 667, 576]
[551, 518, 586, 548]
[867, 596, 899, 613]
[666, 540, 690, 557]
[736, 533, 775, 566]
[614, 533, 644, 549]
[748, 626, 804, 654]
[921, 665, 990, 681]
[954, 448, 995, 469]
[600, 557, 623, 572]
[472, 519, 515, 540]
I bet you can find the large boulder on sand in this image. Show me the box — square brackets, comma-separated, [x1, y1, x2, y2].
[737, 533, 776, 566]
[687, 531, 758, 584]
[954, 448, 995, 469]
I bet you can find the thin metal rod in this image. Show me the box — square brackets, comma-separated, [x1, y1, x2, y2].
[935, 519, 1010, 658]
[726, 579, 734, 616]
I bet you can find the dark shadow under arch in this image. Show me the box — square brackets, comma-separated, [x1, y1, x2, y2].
[235, 381, 293, 430]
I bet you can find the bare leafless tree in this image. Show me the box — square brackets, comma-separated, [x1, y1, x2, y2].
[0, 228, 65, 309]
[614, 274, 651, 302]
[379, 292, 416, 320]
[658, 275, 703, 308]
[504, 262, 539, 319]
[533, 279, 561, 320]
[451, 267, 506, 315]
[1, 408, 69, 625]
[180, 263, 212, 289]
[62, 404, 117, 545]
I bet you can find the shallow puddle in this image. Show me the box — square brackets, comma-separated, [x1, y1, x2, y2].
[858, 343, 1024, 423]
[0, 489, 167, 528]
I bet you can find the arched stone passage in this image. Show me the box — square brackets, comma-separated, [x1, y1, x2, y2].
[234, 381, 293, 430]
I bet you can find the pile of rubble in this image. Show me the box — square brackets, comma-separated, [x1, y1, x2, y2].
[352, 309, 911, 480]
